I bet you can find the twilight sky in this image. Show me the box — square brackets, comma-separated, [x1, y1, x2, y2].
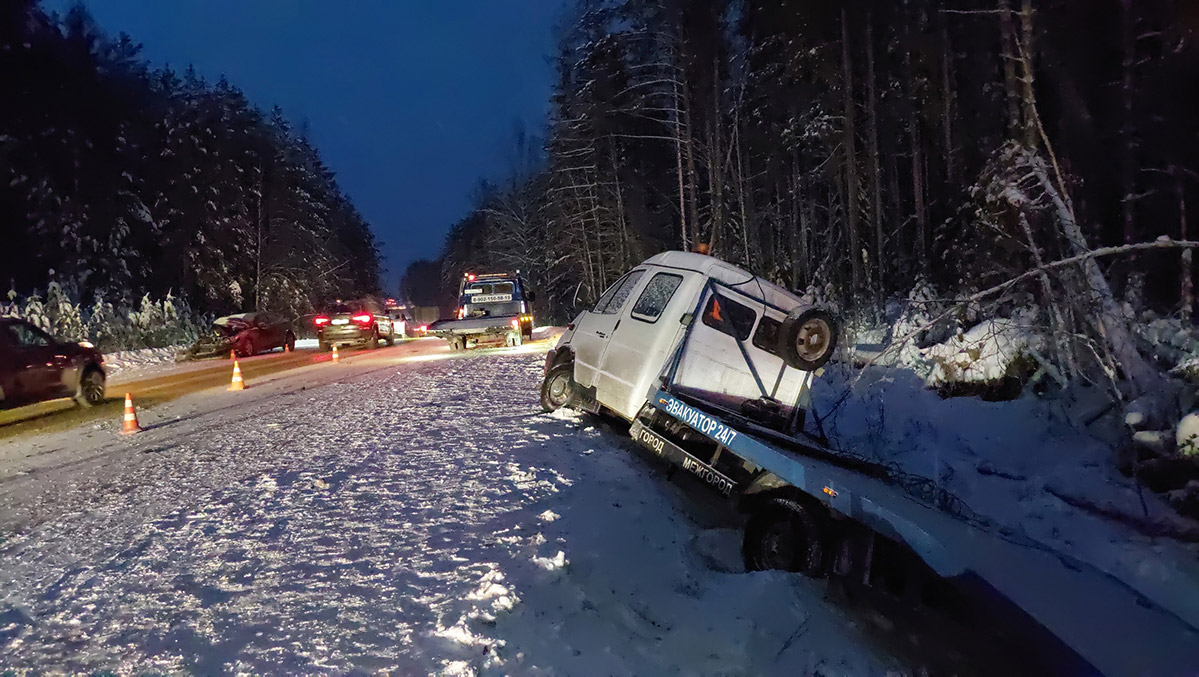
[52, 0, 562, 291]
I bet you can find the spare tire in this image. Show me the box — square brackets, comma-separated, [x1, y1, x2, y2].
[777, 307, 838, 371]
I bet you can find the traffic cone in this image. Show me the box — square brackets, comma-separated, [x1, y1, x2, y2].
[284, 343, 290, 354]
[229, 360, 246, 391]
[121, 393, 141, 434]
[331, 344, 339, 363]
[230, 350, 235, 360]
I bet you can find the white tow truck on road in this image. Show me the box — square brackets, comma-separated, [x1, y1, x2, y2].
[541, 250, 1199, 675]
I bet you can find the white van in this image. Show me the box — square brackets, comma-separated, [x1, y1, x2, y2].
[541, 251, 837, 426]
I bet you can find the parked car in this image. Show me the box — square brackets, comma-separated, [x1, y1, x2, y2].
[0, 317, 106, 408]
[178, 312, 296, 361]
[541, 251, 837, 422]
[314, 298, 396, 350]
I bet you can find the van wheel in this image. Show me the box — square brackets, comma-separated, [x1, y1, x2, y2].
[540, 363, 576, 412]
[74, 367, 106, 407]
[777, 308, 838, 371]
[743, 497, 824, 575]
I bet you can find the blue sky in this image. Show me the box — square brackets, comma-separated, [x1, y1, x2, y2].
[50, 1, 562, 291]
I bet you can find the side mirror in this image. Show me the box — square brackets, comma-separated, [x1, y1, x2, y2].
[526, 291, 537, 302]
[680, 312, 694, 326]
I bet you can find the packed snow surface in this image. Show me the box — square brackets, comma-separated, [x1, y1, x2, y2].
[0, 344, 891, 674]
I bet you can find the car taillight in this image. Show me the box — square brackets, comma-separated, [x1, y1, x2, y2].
[419, 325, 428, 332]
[314, 316, 330, 326]
[352, 313, 373, 325]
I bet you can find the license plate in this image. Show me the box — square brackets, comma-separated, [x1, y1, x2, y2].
[332, 318, 349, 325]
[471, 294, 513, 304]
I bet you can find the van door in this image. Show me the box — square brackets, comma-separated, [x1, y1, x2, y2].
[598, 269, 698, 419]
[570, 270, 645, 388]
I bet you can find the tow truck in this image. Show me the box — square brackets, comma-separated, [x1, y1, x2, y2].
[428, 271, 536, 350]
[541, 250, 1199, 675]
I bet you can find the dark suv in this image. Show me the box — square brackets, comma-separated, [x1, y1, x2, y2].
[0, 318, 106, 408]
[314, 298, 396, 351]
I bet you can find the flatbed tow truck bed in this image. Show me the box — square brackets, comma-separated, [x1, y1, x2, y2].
[632, 388, 1199, 676]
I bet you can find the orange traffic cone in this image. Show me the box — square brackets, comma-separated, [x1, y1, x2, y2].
[331, 344, 339, 363]
[284, 343, 290, 354]
[121, 393, 141, 434]
[229, 360, 246, 391]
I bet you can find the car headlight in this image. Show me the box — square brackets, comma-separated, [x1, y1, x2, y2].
[78, 340, 95, 349]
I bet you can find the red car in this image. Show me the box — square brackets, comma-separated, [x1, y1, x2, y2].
[0, 317, 106, 408]
[178, 313, 297, 360]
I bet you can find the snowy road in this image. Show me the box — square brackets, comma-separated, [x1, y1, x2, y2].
[0, 336, 893, 674]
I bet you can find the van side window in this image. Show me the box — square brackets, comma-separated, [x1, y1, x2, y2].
[701, 293, 756, 340]
[592, 275, 626, 312]
[630, 273, 683, 322]
[594, 270, 644, 314]
[752, 315, 782, 356]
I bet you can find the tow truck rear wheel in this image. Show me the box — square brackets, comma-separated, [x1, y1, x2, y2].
[743, 497, 825, 575]
[540, 362, 576, 412]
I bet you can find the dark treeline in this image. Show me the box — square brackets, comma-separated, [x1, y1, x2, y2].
[412, 0, 1199, 392]
[1, 1, 381, 320]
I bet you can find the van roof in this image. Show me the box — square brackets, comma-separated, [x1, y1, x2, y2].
[642, 250, 802, 311]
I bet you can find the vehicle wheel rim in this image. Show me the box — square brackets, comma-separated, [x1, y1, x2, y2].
[795, 318, 831, 362]
[549, 373, 570, 405]
[82, 376, 104, 404]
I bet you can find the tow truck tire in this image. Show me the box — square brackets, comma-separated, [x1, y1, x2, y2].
[777, 308, 838, 371]
[540, 362, 576, 412]
[743, 497, 825, 575]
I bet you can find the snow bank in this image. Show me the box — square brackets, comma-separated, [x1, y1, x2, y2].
[850, 314, 1042, 390]
[101, 345, 186, 379]
[921, 317, 1042, 386]
[809, 365, 1199, 633]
